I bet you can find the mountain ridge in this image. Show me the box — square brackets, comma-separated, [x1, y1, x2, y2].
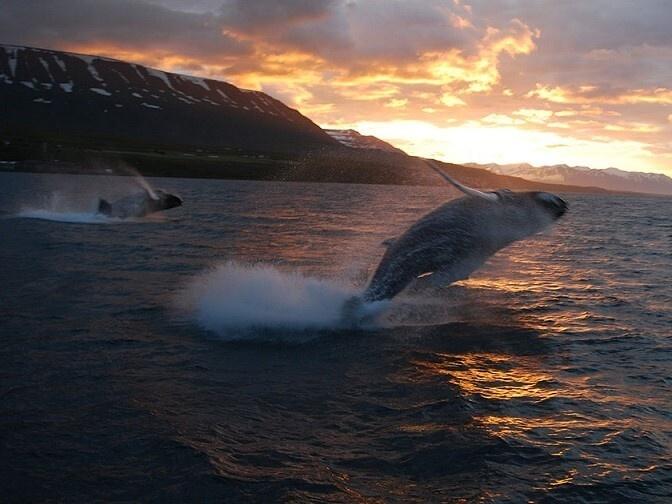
[0, 44, 645, 194]
[0, 43, 337, 153]
[324, 129, 406, 154]
[467, 162, 672, 195]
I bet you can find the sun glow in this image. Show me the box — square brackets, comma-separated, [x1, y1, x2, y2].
[55, 14, 672, 176]
[324, 119, 669, 174]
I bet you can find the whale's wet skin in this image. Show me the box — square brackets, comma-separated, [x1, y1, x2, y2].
[98, 188, 182, 219]
[1, 173, 671, 502]
[361, 189, 567, 303]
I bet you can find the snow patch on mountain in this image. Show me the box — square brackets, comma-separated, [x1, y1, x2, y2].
[325, 129, 405, 154]
[0, 44, 339, 153]
[0, 44, 304, 122]
[90, 88, 111, 96]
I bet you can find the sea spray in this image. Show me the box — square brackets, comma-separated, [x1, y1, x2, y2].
[180, 262, 389, 340]
[124, 167, 159, 200]
[12, 171, 168, 223]
[15, 208, 118, 224]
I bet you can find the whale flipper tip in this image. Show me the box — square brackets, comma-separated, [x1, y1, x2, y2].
[341, 295, 388, 328]
[341, 295, 365, 327]
[98, 199, 112, 216]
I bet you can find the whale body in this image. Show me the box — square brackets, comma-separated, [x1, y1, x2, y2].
[362, 190, 567, 303]
[351, 161, 568, 312]
[97, 189, 182, 219]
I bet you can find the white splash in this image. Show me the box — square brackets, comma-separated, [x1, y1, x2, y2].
[180, 262, 389, 340]
[130, 171, 158, 200]
[15, 209, 121, 224]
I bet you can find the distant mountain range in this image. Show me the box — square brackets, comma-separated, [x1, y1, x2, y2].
[467, 162, 672, 196]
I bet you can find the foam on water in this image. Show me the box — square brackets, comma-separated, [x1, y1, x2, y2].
[181, 262, 389, 340]
[15, 208, 121, 224]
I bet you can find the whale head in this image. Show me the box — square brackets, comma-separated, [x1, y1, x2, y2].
[494, 189, 567, 217]
[425, 160, 567, 223]
[530, 191, 568, 220]
[483, 189, 568, 239]
[155, 189, 183, 210]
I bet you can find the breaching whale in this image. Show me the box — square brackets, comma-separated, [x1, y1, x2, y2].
[97, 188, 182, 219]
[344, 160, 567, 320]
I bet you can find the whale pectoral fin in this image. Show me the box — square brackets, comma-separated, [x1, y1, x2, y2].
[381, 237, 397, 247]
[427, 268, 463, 287]
[427, 256, 487, 287]
[98, 199, 112, 216]
[412, 270, 460, 289]
[410, 271, 436, 288]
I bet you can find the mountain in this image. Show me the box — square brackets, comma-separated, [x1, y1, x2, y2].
[0, 45, 621, 192]
[0, 44, 337, 154]
[324, 129, 405, 154]
[467, 162, 672, 196]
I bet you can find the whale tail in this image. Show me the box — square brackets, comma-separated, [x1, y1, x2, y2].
[98, 199, 112, 216]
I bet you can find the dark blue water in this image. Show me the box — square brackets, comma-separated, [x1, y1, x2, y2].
[1, 173, 671, 502]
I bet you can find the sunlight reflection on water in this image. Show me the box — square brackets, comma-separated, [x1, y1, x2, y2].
[1, 174, 671, 502]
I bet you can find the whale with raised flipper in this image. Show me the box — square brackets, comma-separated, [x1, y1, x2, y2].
[343, 160, 568, 323]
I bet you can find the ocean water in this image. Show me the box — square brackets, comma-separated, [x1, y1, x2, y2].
[1, 172, 670, 502]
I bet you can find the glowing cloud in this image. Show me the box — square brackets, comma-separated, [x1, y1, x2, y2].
[331, 119, 667, 174]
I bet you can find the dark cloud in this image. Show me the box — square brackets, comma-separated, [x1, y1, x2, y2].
[220, 0, 335, 31]
[469, 0, 672, 89]
[468, 0, 672, 51]
[5, 0, 672, 89]
[0, 0, 250, 59]
[0, 0, 476, 70]
[217, 0, 477, 65]
[331, 0, 474, 62]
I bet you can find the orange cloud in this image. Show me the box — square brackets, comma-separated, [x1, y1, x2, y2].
[59, 43, 202, 69]
[337, 119, 666, 173]
[527, 83, 672, 105]
[385, 98, 409, 109]
[440, 93, 467, 107]
[481, 114, 525, 125]
[449, 13, 474, 29]
[420, 20, 538, 94]
[512, 108, 554, 123]
[604, 122, 662, 133]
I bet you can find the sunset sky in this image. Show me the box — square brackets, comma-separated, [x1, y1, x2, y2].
[3, 0, 672, 175]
